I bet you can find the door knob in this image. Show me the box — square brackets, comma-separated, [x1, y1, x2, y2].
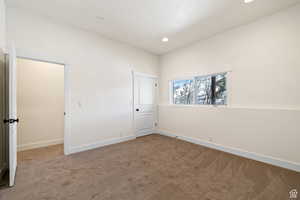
[3, 118, 19, 124]
[136, 109, 140, 112]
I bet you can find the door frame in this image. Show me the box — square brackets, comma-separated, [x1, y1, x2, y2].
[15, 52, 71, 155]
[131, 71, 159, 137]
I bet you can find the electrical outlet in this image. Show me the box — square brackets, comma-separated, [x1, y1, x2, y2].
[208, 137, 213, 142]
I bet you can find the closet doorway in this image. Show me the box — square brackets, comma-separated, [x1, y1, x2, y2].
[16, 58, 65, 153]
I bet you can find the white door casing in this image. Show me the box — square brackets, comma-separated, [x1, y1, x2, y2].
[13, 51, 70, 156]
[133, 72, 158, 137]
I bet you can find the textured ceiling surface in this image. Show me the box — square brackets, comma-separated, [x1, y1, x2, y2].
[7, 0, 300, 54]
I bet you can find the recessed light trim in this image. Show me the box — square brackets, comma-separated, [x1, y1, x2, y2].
[162, 37, 169, 42]
[96, 16, 105, 20]
[244, 0, 254, 3]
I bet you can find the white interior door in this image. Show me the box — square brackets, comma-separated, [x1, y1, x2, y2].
[8, 46, 18, 187]
[133, 72, 158, 137]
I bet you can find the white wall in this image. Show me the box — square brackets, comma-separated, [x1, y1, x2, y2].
[0, 0, 5, 51]
[7, 8, 159, 153]
[159, 4, 300, 168]
[17, 58, 64, 151]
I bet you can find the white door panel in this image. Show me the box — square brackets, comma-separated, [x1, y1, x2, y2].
[8, 45, 18, 187]
[135, 115, 154, 131]
[139, 78, 155, 105]
[133, 72, 158, 137]
[138, 105, 155, 113]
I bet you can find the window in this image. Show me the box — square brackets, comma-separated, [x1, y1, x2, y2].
[195, 76, 212, 105]
[172, 73, 227, 105]
[214, 73, 227, 105]
[173, 79, 194, 104]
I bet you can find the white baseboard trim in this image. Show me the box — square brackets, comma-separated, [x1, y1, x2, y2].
[18, 138, 64, 152]
[158, 130, 300, 172]
[69, 135, 136, 155]
[136, 130, 157, 137]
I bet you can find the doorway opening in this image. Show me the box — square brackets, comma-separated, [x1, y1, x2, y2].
[16, 58, 65, 154]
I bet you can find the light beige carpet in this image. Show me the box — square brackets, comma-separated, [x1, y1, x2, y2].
[0, 134, 299, 200]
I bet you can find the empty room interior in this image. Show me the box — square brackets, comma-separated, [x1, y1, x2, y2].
[0, 0, 300, 199]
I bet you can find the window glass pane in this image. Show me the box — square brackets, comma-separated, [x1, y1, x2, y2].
[214, 73, 227, 105]
[195, 76, 212, 105]
[173, 80, 194, 104]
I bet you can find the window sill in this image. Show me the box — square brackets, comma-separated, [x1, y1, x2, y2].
[158, 104, 300, 112]
[159, 104, 228, 108]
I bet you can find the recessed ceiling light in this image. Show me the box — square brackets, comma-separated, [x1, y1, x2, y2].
[162, 37, 169, 42]
[244, 0, 254, 3]
[96, 16, 105, 20]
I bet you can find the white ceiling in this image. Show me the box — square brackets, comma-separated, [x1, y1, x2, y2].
[7, 0, 300, 55]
